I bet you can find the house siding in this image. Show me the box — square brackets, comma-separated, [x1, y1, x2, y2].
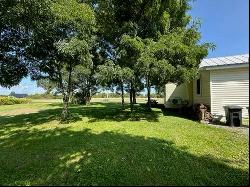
[193, 70, 211, 106]
[210, 67, 249, 121]
[164, 82, 193, 108]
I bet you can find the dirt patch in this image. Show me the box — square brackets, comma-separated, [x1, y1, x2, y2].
[0, 108, 40, 116]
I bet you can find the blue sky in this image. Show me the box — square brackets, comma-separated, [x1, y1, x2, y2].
[0, 77, 45, 95]
[0, 0, 249, 95]
[189, 0, 249, 58]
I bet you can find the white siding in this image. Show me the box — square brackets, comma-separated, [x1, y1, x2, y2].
[164, 83, 192, 108]
[193, 71, 211, 106]
[210, 68, 249, 121]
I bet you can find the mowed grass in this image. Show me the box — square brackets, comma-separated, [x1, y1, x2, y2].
[0, 100, 249, 186]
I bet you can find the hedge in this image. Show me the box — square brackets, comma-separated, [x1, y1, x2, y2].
[0, 96, 31, 105]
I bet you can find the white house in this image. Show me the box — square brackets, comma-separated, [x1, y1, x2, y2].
[164, 54, 249, 122]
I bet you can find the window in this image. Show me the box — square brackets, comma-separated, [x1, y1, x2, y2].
[197, 79, 201, 95]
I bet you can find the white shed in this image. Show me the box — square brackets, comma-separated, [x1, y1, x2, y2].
[164, 54, 249, 121]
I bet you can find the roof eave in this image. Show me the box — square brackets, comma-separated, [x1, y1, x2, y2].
[200, 63, 249, 71]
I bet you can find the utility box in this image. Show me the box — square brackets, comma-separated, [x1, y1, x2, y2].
[225, 106, 242, 126]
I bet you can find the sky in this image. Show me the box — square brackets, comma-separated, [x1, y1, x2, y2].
[0, 0, 249, 95]
[189, 0, 249, 58]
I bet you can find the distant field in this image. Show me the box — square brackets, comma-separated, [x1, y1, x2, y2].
[31, 99, 62, 103]
[31, 98, 165, 104]
[91, 97, 164, 104]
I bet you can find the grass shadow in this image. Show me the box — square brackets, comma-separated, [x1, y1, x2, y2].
[161, 107, 197, 122]
[0, 102, 161, 128]
[0, 127, 248, 185]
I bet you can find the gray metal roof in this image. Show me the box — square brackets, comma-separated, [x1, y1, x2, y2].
[200, 54, 249, 69]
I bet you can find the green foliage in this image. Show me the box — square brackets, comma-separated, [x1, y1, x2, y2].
[37, 79, 58, 95]
[0, 96, 31, 105]
[0, 0, 53, 87]
[72, 90, 91, 105]
[22, 0, 97, 119]
[1, 0, 214, 113]
[52, 0, 95, 29]
[90, 0, 214, 110]
[96, 61, 133, 87]
[119, 35, 145, 62]
[138, 28, 214, 87]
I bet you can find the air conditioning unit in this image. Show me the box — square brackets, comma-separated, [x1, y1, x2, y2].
[170, 97, 182, 105]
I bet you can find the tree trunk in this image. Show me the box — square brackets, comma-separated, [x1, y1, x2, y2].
[132, 89, 137, 104]
[58, 67, 67, 121]
[130, 82, 134, 112]
[85, 78, 92, 105]
[147, 76, 151, 110]
[61, 94, 69, 120]
[85, 94, 91, 105]
[86, 96, 91, 105]
[86, 85, 91, 105]
[121, 83, 125, 110]
[61, 63, 73, 121]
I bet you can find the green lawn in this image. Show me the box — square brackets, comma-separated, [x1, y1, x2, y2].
[0, 100, 249, 186]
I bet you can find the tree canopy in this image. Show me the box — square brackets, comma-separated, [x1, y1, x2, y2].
[0, 0, 214, 118]
[91, 0, 214, 109]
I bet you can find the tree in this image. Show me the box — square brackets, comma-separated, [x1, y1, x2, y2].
[118, 35, 145, 111]
[1, 0, 214, 116]
[92, 0, 214, 111]
[137, 26, 214, 109]
[0, 0, 49, 87]
[115, 67, 134, 109]
[72, 63, 99, 105]
[96, 61, 133, 109]
[27, 0, 96, 120]
[87, 0, 152, 111]
[9, 91, 16, 96]
[89, 0, 203, 111]
[72, 40, 108, 105]
[37, 79, 57, 95]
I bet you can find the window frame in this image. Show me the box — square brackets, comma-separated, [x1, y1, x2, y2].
[196, 77, 201, 96]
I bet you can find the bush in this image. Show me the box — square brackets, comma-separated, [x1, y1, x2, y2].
[72, 91, 91, 105]
[0, 96, 31, 105]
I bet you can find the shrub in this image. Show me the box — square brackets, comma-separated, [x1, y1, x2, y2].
[0, 96, 31, 105]
[72, 91, 91, 105]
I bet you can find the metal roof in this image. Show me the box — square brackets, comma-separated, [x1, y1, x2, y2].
[200, 54, 249, 69]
